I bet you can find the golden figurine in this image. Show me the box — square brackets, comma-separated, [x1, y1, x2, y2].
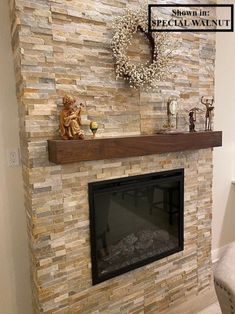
[59, 95, 85, 140]
[90, 121, 98, 139]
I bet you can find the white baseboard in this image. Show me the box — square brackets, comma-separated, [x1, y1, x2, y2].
[212, 243, 231, 264]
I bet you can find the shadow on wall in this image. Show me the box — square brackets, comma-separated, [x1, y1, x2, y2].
[219, 185, 235, 248]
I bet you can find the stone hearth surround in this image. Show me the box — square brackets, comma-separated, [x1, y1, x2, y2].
[31, 151, 213, 313]
[9, 0, 216, 312]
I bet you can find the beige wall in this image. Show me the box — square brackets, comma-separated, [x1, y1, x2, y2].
[213, 0, 235, 254]
[0, 1, 32, 313]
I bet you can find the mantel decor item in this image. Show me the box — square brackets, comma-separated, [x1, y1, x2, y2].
[201, 96, 214, 131]
[166, 98, 178, 130]
[188, 107, 201, 132]
[111, 7, 174, 90]
[161, 97, 179, 133]
[59, 95, 85, 140]
[90, 121, 99, 139]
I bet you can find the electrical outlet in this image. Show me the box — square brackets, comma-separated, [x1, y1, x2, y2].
[7, 149, 20, 167]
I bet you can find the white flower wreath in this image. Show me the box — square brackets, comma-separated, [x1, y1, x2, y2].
[111, 8, 173, 90]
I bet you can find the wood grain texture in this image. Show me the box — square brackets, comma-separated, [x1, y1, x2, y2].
[48, 131, 222, 164]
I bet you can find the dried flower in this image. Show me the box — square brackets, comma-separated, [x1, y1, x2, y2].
[111, 8, 174, 90]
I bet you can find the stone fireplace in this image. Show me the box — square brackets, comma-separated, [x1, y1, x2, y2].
[9, 0, 218, 313]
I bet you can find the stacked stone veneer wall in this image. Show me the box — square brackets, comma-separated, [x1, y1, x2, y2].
[9, 0, 215, 313]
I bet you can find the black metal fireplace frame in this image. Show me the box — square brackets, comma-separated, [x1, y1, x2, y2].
[88, 169, 184, 285]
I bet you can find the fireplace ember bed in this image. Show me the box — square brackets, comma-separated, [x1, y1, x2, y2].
[89, 169, 184, 285]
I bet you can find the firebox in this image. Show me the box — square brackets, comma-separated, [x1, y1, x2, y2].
[88, 169, 184, 285]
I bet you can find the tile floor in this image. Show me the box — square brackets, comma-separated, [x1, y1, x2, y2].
[197, 302, 221, 314]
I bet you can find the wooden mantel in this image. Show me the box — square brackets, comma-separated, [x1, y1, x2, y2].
[48, 131, 222, 164]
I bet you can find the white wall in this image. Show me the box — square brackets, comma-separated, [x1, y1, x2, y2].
[213, 0, 235, 256]
[0, 1, 32, 313]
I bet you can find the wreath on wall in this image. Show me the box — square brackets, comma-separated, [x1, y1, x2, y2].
[111, 8, 174, 90]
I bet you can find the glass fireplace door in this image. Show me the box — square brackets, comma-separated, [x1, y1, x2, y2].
[89, 169, 184, 285]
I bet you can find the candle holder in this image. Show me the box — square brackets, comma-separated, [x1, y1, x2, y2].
[90, 121, 98, 139]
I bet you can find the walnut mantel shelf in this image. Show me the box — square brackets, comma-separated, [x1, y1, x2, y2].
[48, 131, 222, 164]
